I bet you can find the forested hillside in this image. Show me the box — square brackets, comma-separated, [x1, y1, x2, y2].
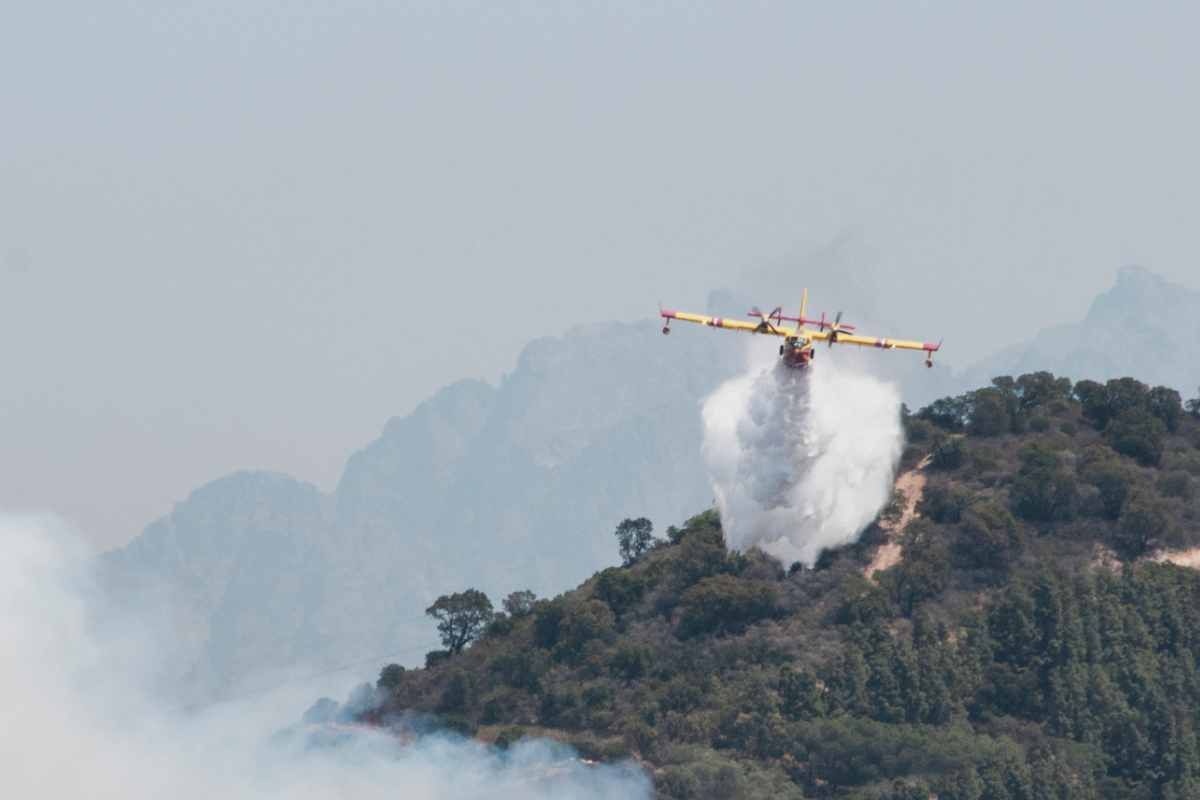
[362, 374, 1200, 799]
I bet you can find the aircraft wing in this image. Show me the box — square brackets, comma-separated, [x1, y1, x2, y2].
[660, 309, 795, 337]
[808, 329, 940, 352]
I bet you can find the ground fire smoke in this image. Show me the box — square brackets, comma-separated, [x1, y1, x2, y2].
[701, 357, 903, 566]
[0, 513, 650, 800]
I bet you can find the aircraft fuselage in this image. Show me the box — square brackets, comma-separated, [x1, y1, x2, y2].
[780, 337, 814, 369]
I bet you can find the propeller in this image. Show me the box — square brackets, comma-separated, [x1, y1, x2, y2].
[748, 306, 783, 332]
[825, 311, 845, 347]
[756, 303, 858, 340]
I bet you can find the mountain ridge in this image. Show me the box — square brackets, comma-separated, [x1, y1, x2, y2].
[962, 266, 1200, 394]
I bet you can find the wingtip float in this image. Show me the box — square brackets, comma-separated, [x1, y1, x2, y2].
[660, 289, 942, 369]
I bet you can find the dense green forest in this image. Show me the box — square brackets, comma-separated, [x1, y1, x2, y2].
[363, 375, 1200, 799]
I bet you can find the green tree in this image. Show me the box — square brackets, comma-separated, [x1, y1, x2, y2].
[1076, 376, 1153, 431]
[502, 589, 537, 618]
[931, 433, 965, 470]
[934, 768, 984, 800]
[555, 599, 617, 659]
[533, 597, 567, 648]
[437, 670, 474, 713]
[672, 521, 730, 586]
[882, 779, 934, 800]
[956, 501, 1022, 571]
[883, 521, 951, 615]
[920, 483, 970, 523]
[609, 643, 650, 681]
[614, 517, 656, 565]
[968, 387, 1011, 437]
[1149, 386, 1183, 432]
[1010, 444, 1077, 522]
[594, 567, 646, 616]
[1082, 458, 1136, 519]
[1104, 377, 1153, 422]
[676, 575, 779, 638]
[1159, 471, 1193, 500]
[919, 394, 971, 431]
[780, 665, 826, 719]
[1106, 408, 1166, 466]
[490, 650, 543, 691]
[425, 589, 494, 655]
[836, 576, 895, 626]
[1074, 379, 1108, 427]
[903, 412, 935, 443]
[1015, 371, 1073, 411]
[1186, 387, 1200, 418]
[377, 662, 405, 691]
[826, 650, 871, 715]
[1076, 377, 1182, 440]
[1112, 492, 1170, 560]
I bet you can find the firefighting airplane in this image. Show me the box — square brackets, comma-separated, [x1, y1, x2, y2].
[659, 289, 942, 369]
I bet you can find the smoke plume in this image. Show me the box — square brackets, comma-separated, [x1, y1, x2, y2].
[701, 355, 903, 566]
[0, 512, 649, 799]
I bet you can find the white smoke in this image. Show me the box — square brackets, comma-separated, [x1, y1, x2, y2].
[0, 512, 649, 799]
[702, 353, 903, 566]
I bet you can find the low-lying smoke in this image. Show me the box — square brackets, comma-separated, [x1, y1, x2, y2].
[0, 513, 650, 799]
[702, 356, 903, 566]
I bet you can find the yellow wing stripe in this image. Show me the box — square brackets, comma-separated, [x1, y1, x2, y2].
[662, 310, 796, 337]
[807, 330, 932, 352]
[661, 307, 939, 352]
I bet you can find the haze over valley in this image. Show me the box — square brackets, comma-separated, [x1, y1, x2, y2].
[6, 3, 1200, 798]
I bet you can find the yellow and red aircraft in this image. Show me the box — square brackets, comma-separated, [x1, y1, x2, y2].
[660, 289, 942, 369]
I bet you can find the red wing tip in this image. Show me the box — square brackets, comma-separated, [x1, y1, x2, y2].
[660, 309, 678, 319]
[924, 341, 942, 351]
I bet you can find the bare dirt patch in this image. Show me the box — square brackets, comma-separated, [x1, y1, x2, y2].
[1152, 548, 1200, 569]
[865, 456, 931, 580]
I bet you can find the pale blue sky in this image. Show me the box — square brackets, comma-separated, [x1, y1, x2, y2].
[3, 2, 1199, 546]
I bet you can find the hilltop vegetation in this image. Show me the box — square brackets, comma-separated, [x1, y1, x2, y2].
[364, 375, 1200, 800]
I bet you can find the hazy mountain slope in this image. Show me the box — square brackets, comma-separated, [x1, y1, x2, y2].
[335, 378, 496, 536]
[102, 318, 740, 699]
[100, 471, 334, 699]
[963, 265, 1200, 392]
[335, 319, 741, 597]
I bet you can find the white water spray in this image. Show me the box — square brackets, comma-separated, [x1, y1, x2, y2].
[701, 356, 903, 566]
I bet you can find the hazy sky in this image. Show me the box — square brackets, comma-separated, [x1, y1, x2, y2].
[4, 2, 1199, 549]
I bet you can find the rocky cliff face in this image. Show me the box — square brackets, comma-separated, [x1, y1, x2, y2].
[102, 318, 741, 700]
